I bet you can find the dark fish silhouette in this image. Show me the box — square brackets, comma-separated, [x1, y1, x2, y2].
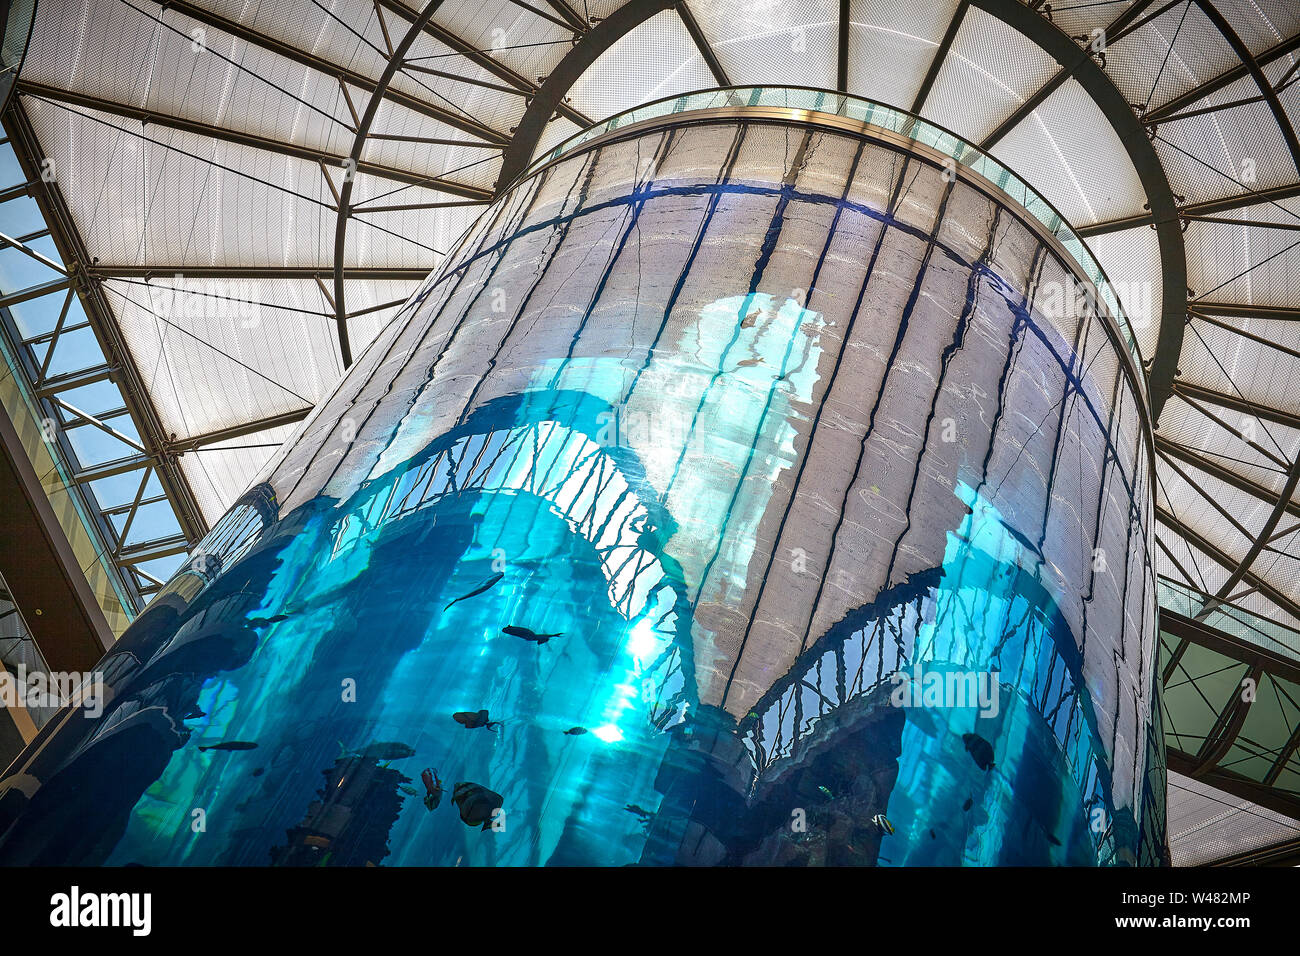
[453, 709, 503, 732]
[182, 708, 205, 720]
[248, 613, 289, 626]
[624, 804, 654, 819]
[251, 767, 265, 777]
[962, 797, 973, 812]
[502, 625, 562, 644]
[563, 726, 587, 736]
[1046, 833, 1061, 847]
[929, 829, 937, 840]
[444, 571, 504, 611]
[962, 733, 996, 771]
[359, 741, 416, 760]
[422, 767, 444, 810]
[198, 741, 258, 752]
[452, 781, 503, 830]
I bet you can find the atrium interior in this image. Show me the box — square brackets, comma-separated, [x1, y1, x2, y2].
[1, 0, 1300, 868]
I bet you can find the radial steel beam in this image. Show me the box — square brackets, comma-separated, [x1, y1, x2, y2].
[981, 0, 1168, 149]
[836, 0, 849, 92]
[1156, 435, 1300, 522]
[158, 0, 508, 146]
[911, 0, 968, 114]
[543, 0, 590, 33]
[17, 81, 492, 201]
[1171, 0, 1300, 613]
[1189, 308, 1300, 357]
[1183, 183, 1300, 218]
[1078, 183, 1300, 237]
[494, 0, 678, 194]
[374, 0, 592, 129]
[679, 1, 729, 87]
[1193, 1, 1300, 182]
[0, 275, 71, 308]
[1144, 30, 1300, 126]
[164, 408, 315, 454]
[968, 0, 1187, 424]
[333, 0, 451, 368]
[1161, 607, 1300, 818]
[86, 265, 432, 281]
[1189, 302, 1300, 321]
[1156, 507, 1300, 625]
[116, 533, 191, 567]
[1173, 380, 1300, 432]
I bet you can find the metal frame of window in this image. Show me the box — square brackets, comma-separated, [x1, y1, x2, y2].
[1, 98, 205, 610]
[1160, 602, 1300, 820]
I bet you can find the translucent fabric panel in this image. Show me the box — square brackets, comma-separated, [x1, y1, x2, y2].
[568, 10, 715, 121]
[689, 0, 838, 90]
[991, 79, 1149, 229]
[846, 0, 962, 110]
[180, 422, 303, 526]
[921, 6, 1058, 144]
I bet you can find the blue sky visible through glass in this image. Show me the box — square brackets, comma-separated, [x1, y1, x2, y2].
[0, 137, 187, 608]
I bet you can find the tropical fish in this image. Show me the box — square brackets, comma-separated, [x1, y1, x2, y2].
[740, 309, 761, 328]
[248, 613, 289, 627]
[398, 784, 418, 796]
[501, 625, 562, 644]
[872, 814, 895, 835]
[563, 726, 587, 736]
[452, 781, 503, 831]
[817, 786, 833, 800]
[422, 767, 444, 810]
[359, 741, 416, 760]
[198, 741, 258, 752]
[453, 710, 503, 732]
[962, 732, 996, 771]
[443, 571, 504, 611]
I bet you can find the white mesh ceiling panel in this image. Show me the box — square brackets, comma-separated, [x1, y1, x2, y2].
[991, 78, 1148, 228]
[568, 10, 714, 121]
[846, 0, 960, 111]
[690, 0, 838, 90]
[921, 6, 1057, 144]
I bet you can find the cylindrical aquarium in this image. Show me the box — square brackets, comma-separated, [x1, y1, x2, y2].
[0, 89, 1166, 866]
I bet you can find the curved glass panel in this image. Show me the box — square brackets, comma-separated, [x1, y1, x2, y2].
[0, 112, 1163, 866]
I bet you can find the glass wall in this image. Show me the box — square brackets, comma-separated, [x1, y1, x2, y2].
[0, 108, 1163, 866]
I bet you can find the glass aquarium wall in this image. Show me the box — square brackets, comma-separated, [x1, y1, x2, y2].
[0, 103, 1164, 866]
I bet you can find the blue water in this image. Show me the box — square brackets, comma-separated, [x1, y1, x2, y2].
[0, 412, 1137, 865]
